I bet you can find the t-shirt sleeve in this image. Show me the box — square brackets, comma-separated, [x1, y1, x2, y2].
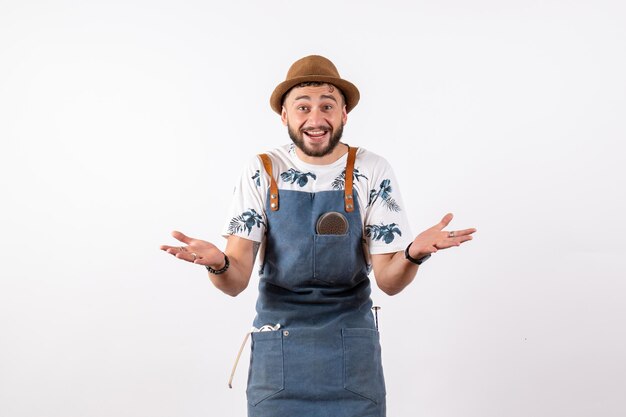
[363, 158, 413, 255]
[221, 156, 267, 243]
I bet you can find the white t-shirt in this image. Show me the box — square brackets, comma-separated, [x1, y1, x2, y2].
[222, 144, 413, 257]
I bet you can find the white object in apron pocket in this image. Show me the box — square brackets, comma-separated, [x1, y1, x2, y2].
[342, 328, 386, 404]
[247, 331, 285, 406]
[313, 234, 353, 285]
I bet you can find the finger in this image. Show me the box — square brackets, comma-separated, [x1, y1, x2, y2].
[434, 241, 456, 250]
[175, 251, 196, 263]
[453, 227, 477, 236]
[444, 228, 475, 239]
[436, 213, 454, 230]
[164, 247, 183, 256]
[171, 230, 193, 244]
[457, 235, 473, 244]
[449, 236, 470, 246]
[437, 235, 473, 249]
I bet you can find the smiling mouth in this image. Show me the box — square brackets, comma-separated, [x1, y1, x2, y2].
[302, 128, 330, 139]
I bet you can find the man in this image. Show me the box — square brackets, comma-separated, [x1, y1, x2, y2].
[161, 55, 476, 417]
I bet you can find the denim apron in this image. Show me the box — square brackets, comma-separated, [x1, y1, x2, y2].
[247, 147, 386, 417]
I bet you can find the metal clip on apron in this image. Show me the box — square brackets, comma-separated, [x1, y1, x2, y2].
[236, 146, 386, 417]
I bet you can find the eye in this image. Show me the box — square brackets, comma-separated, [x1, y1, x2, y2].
[297, 105, 309, 111]
[323, 105, 333, 111]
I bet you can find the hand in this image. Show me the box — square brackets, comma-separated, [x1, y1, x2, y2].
[160, 231, 226, 268]
[408, 213, 476, 259]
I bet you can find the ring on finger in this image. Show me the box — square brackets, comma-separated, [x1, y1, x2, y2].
[191, 253, 197, 261]
[448, 231, 455, 238]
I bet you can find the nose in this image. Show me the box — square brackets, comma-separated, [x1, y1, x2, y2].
[307, 106, 325, 126]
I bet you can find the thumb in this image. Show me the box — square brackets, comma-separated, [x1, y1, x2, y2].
[171, 230, 193, 244]
[437, 213, 454, 229]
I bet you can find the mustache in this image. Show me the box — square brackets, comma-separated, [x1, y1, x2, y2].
[301, 126, 331, 132]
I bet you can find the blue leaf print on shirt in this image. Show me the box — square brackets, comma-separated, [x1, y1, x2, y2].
[331, 168, 368, 190]
[365, 223, 402, 244]
[251, 170, 261, 187]
[280, 168, 317, 187]
[228, 209, 265, 236]
[367, 179, 401, 212]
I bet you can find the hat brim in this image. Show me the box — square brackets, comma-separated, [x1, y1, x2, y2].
[270, 75, 360, 114]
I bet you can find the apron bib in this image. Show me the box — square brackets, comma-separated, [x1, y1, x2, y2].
[247, 147, 386, 417]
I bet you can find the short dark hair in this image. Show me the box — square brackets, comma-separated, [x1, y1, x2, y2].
[281, 82, 346, 108]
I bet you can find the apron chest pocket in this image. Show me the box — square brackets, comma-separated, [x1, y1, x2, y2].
[313, 234, 354, 285]
[247, 331, 284, 406]
[342, 328, 386, 404]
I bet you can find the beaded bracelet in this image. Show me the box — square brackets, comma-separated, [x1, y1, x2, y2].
[206, 254, 230, 275]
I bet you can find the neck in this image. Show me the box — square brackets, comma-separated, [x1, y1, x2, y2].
[295, 143, 349, 165]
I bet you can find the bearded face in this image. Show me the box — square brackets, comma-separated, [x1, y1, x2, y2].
[288, 122, 344, 158]
[281, 84, 348, 161]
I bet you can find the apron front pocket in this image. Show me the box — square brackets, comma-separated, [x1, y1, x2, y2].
[247, 331, 285, 406]
[313, 234, 354, 285]
[342, 328, 386, 404]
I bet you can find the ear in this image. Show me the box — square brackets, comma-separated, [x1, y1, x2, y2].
[281, 107, 288, 126]
[342, 105, 348, 126]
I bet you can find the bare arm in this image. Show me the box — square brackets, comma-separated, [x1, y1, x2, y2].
[160, 231, 259, 297]
[371, 213, 476, 296]
[371, 251, 418, 296]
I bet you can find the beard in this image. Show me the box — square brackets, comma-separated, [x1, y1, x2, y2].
[288, 123, 344, 158]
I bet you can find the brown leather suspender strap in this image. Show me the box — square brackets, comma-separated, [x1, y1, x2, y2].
[344, 146, 358, 212]
[260, 148, 356, 212]
[259, 154, 279, 211]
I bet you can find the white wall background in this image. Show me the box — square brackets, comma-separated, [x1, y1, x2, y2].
[1, 1, 625, 416]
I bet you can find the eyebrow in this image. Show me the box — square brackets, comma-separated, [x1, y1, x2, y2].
[320, 94, 338, 103]
[293, 94, 338, 103]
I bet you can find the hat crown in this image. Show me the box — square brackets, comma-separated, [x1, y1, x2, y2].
[270, 54, 359, 114]
[285, 55, 340, 80]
